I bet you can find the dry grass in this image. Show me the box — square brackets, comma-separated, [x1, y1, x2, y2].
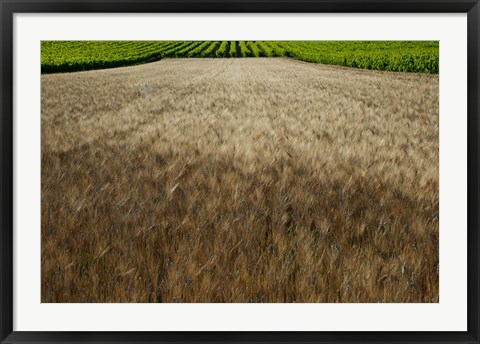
[41, 58, 439, 302]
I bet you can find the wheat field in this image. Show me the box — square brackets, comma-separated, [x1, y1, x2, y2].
[41, 58, 439, 302]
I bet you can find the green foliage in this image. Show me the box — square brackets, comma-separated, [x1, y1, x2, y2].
[238, 41, 251, 57]
[229, 41, 237, 57]
[216, 41, 229, 58]
[247, 42, 261, 57]
[256, 41, 274, 57]
[264, 42, 287, 57]
[41, 41, 181, 73]
[160, 42, 190, 57]
[176, 41, 203, 57]
[275, 41, 439, 73]
[201, 42, 220, 57]
[41, 40, 439, 74]
[186, 41, 211, 57]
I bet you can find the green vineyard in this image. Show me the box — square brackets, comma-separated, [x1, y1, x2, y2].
[41, 41, 439, 74]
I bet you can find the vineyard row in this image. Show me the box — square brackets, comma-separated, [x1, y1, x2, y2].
[41, 41, 439, 74]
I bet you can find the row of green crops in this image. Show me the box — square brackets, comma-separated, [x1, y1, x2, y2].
[202, 42, 220, 58]
[247, 42, 261, 57]
[229, 41, 237, 58]
[174, 41, 202, 57]
[41, 41, 439, 74]
[238, 41, 251, 57]
[186, 41, 211, 58]
[216, 41, 229, 58]
[277, 41, 439, 73]
[41, 41, 180, 73]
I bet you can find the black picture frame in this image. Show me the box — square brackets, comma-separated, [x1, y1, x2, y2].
[1, 0, 479, 343]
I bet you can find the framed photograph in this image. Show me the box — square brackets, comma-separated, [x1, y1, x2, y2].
[1, 0, 479, 343]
